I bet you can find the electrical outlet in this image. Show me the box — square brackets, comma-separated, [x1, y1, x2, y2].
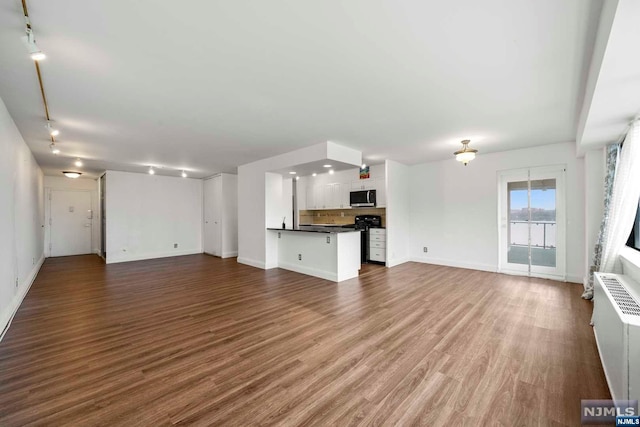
[298, 254, 302, 261]
[423, 247, 428, 253]
[174, 243, 178, 248]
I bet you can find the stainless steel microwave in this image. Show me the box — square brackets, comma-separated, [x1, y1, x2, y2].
[350, 190, 376, 207]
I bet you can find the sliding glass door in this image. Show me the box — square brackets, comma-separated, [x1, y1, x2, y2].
[499, 166, 566, 280]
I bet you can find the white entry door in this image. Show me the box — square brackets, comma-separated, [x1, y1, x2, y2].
[203, 176, 222, 256]
[50, 190, 92, 256]
[498, 166, 566, 280]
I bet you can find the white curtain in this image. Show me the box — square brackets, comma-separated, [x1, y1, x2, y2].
[600, 121, 640, 274]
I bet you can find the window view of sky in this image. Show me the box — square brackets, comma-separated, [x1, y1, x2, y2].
[510, 189, 556, 210]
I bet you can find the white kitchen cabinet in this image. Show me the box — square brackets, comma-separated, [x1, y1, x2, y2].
[369, 228, 386, 263]
[351, 178, 376, 190]
[306, 182, 316, 209]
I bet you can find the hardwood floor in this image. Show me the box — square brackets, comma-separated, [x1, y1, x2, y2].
[0, 254, 609, 426]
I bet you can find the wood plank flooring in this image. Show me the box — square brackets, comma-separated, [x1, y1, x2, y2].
[0, 254, 609, 426]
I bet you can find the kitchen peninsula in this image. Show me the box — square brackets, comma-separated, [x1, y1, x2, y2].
[267, 226, 361, 282]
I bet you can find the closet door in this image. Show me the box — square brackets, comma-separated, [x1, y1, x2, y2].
[498, 166, 566, 280]
[203, 176, 222, 256]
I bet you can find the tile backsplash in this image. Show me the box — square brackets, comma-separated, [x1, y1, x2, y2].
[299, 208, 386, 227]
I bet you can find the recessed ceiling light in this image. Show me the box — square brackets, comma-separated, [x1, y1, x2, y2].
[295, 176, 300, 181]
[49, 143, 60, 155]
[181, 171, 187, 178]
[323, 164, 332, 168]
[289, 171, 296, 175]
[312, 173, 317, 177]
[62, 171, 81, 179]
[74, 158, 83, 167]
[329, 169, 335, 175]
[148, 167, 155, 175]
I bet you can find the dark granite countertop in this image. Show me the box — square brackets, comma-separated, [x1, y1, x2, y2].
[267, 226, 360, 234]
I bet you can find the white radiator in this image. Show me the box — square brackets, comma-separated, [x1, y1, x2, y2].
[593, 273, 640, 402]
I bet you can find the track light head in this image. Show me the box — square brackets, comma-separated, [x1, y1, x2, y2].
[148, 167, 155, 175]
[74, 158, 83, 167]
[49, 143, 60, 155]
[181, 171, 187, 178]
[22, 29, 45, 61]
[46, 121, 59, 137]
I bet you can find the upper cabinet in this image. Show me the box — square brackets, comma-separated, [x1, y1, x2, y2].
[302, 164, 386, 210]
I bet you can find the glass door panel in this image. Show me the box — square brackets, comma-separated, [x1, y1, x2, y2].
[499, 167, 565, 280]
[529, 179, 556, 268]
[507, 181, 530, 266]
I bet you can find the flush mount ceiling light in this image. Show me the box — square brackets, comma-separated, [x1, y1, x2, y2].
[21, 27, 45, 61]
[323, 164, 332, 168]
[74, 158, 83, 167]
[454, 139, 478, 166]
[289, 171, 296, 175]
[49, 143, 60, 155]
[62, 171, 81, 179]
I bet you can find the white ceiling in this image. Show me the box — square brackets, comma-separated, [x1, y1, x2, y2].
[0, 0, 603, 178]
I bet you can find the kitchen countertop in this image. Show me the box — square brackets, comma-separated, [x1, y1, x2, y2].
[267, 226, 360, 234]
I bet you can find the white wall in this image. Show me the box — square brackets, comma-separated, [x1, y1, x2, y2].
[237, 141, 361, 269]
[221, 173, 239, 258]
[105, 170, 203, 264]
[43, 176, 100, 256]
[583, 148, 605, 284]
[409, 142, 586, 283]
[386, 160, 411, 267]
[0, 96, 44, 336]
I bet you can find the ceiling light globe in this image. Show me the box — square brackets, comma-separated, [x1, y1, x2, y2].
[455, 152, 476, 165]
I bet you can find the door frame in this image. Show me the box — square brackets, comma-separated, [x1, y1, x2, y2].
[497, 165, 567, 281]
[45, 188, 94, 257]
[203, 175, 222, 257]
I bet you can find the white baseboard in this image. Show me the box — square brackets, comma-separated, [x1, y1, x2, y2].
[566, 275, 583, 284]
[237, 257, 266, 269]
[410, 256, 497, 273]
[221, 251, 238, 259]
[278, 261, 342, 282]
[106, 249, 201, 264]
[387, 257, 411, 268]
[0, 254, 45, 342]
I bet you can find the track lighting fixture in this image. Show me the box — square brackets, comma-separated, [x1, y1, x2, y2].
[74, 158, 83, 167]
[49, 143, 60, 155]
[22, 27, 45, 61]
[46, 121, 59, 137]
[181, 171, 187, 178]
[148, 167, 155, 175]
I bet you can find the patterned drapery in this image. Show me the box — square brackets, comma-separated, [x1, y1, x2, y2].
[582, 143, 619, 300]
